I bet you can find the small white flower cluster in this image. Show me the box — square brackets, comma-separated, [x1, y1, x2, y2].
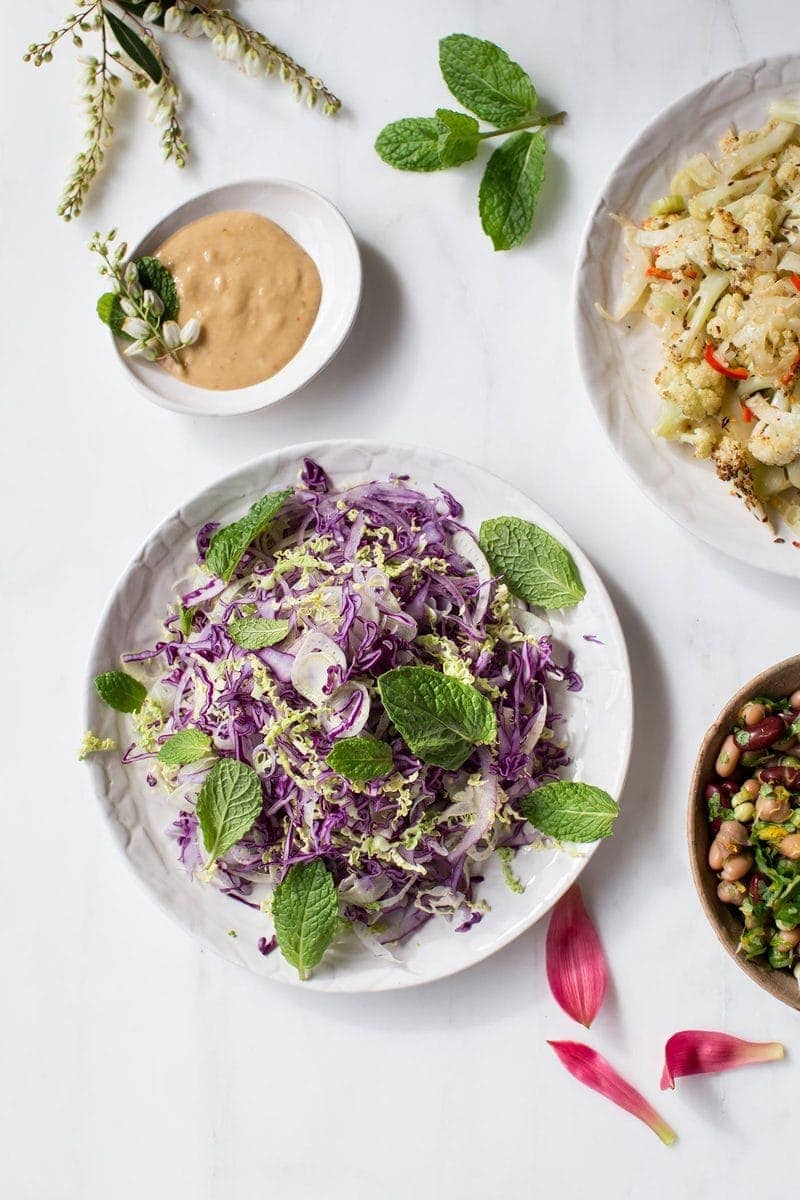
[57, 51, 121, 221]
[160, 2, 341, 114]
[90, 230, 200, 364]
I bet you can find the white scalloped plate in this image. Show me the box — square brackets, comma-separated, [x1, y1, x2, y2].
[84, 441, 632, 992]
[575, 55, 800, 578]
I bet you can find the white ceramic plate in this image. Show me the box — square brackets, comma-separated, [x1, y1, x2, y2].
[84, 440, 633, 992]
[114, 180, 362, 417]
[575, 55, 800, 578]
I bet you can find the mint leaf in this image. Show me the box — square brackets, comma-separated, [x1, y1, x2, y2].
[228, 617, 290, 650]
[326, 736, 394, 783]
[158, 728, 213, 767]
[104, 9, 163, 84]
[439, 34, 536, 126]
[377, 666, 496, 770]
[272, 859, 339, 980]
[521, 782, 619, 842]
[479, 129, 546, 250]
[94, 670, 147, 713]
[479, 516, 585, 609]
[96, 291, 126, 334]
[205, 488, 292, 582]
[436, 108, 480, 168]
[177, 603, 195, 638]
[135, 256, 179, 321]
[375, 117, 446, 172]
[195, 758, 263, 867]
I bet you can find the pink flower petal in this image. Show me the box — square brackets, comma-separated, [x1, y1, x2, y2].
[546, 884, 608, 1027]
[660, 1031, 784, 1090]
[548, 1040, 677, 1146]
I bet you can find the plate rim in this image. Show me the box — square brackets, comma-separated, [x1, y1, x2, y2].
[110, 178, 363, 418]
[83, 438, 634, 992]
[573, 53, 800, 580]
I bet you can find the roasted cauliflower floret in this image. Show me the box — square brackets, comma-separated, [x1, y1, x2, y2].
[709, 195, 785, 268]
[706, 292, 745, 341]
[655, 357, 726, 421]
[713, 433, 769, 522]
[746, 396, 800, 466]
[776, 143, 800, 192]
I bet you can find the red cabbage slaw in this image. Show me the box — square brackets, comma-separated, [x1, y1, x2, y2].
[119, 459, 581, 953]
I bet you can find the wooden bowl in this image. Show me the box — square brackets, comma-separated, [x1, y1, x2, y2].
[688, 654, 800, 1012]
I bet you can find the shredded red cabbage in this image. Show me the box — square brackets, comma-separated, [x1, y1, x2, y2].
[120, 459, 582, 951]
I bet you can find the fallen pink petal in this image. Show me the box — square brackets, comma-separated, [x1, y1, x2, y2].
[660, 1031, 784, 1090]
[548, 1040, 677, 1146]
[546, 883, 608, 1027]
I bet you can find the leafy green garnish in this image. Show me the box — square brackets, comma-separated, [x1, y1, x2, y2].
[438, 33, 537, 126]
[521, 782, 619, 842]
[158, 728, 213, 767]
[195, 758, 263, 869]
[436, 108, 480, 167]
[177, 603, 196, 638]
[94, 670, 147, 713]
[374, 34, 563, 250]
[479, 516, 585, 609]
[377, 666, 496, 770]
[227, 617, 290, 650]
[96, 292, 125, 334]
[104, 8, 163, 84]
[326, 736, 394, 783]
[375, 117, 446, 172]
[135, 256, 179, 320]
[479, 130, 547, 251]
[205, 489, 293, 583]
[272, 859, 340, 980]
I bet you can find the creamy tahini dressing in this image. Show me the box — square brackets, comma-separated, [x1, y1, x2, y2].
[155, 210, 322, 391]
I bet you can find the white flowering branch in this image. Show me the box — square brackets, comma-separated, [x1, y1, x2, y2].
[24, 2, 341, 221]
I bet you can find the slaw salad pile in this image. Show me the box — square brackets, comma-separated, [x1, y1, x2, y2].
[86, 459, 618, 978]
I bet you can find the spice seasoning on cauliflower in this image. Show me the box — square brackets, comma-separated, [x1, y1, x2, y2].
[600, 102, 800, 539]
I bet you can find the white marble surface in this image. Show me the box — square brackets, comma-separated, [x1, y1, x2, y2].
[3, 2, 799, 1196]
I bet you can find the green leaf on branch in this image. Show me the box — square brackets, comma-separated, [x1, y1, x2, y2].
[375, 117, 447, 172]
[104, 9, 163, 84]
[479, 130, 547, 250]
[439, 33, 537, 126]
[436, 108, 480, 167]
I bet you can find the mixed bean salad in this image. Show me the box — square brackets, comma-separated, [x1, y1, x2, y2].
[707, 688, 800, 975]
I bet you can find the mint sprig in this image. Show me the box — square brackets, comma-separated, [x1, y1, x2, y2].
[272, 860, 340, 980]
[479, 517, 585, 610]
[205, 489, 293, 583]
[94, 670, 147, 713]
[377, 666, 496, 770]
[521, 782, 619, 843]
[326, 736, 394, 783]
[158, 728, 213, 767]
[375, 33, 564, 250]
[196, 758, 263, 870]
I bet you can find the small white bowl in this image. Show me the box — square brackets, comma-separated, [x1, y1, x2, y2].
[113, 179, 362, 417]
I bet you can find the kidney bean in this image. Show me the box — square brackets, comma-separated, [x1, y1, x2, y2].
[716, 735, 741, 777]
[774, 928, 800, 950]
[749, 873, 768, 901]
[759, 765, 800, 791]
[736, 716, 786, 751]
[718, 880, 746, 905]
[720, 779, 739, 797]
[790, 690, 800, 711]
[705, 782, 722, 801]
[721, 853, 753, 881]
[708, 839, 726, 870]
[755, 790, 792, 823]
[740, 701, 766, 727]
